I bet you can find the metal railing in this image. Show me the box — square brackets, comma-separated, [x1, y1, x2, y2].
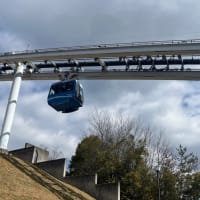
[1, 39, 200, 57]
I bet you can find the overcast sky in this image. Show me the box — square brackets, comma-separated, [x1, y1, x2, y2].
[1, 0, 200, 159]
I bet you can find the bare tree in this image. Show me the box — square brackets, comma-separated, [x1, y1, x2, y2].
[145, 131, 175, 171]
[49, 146, 64, 160]
[40, 145, 64, 160]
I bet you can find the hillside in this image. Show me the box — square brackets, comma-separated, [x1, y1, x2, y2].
[0, 153, 95, 200]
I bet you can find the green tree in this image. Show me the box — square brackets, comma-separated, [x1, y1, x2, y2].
[175, 145, 198, 199]
[146, 133, 178, 200]
[70, 111, 154, 199]
[70, 135, 102, 175]
[188, 172, 200, 199]
[69, 111, 200, 200]
[159, 169, 177, 200]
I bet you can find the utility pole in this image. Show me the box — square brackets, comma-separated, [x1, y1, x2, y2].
[156, 166, 161, 200]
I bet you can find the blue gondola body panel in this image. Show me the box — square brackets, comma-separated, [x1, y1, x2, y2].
[47, 80, 84, 113]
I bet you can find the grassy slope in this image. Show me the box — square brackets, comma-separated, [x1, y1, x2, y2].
[0, 155, 95, 200]
[0, 155, 60, 200]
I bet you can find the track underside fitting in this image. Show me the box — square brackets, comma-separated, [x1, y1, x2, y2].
[1, 56, 200, 81]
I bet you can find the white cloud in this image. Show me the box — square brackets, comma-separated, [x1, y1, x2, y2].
[0, 31, 26, 52]
[97, 81, 200, 150]
[9, 114, 80, 158]
[1, 80, 200, 159]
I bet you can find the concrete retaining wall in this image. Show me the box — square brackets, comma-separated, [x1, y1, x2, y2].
[96, 182, 120, 200]
[9, 145, 49, 164]
[62, 175, 97, 197]
[62, 174, 120, 200]
[35, 158, 66, 178]
[10, 147, 35, 163]
[33, 147, 49, 163]
[0, 148, 8, 154]
[25, 143, 34, 148]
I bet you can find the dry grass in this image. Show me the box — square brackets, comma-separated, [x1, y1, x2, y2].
[12, 155, 95, 200]
[0, 155, 60, 200]
[0, 155, 95, 200]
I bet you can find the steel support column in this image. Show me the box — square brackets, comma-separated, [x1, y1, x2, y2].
[0, 63, 24, 149]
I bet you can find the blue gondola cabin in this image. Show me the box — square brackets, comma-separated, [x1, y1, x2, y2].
[47, 80, 84, 113]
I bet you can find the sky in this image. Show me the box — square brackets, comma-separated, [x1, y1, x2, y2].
[1, 0, 200, 159]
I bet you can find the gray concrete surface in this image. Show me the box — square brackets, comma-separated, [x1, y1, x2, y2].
[25, 143, 34, 148]
[10, 147, 35, 163]
[62, 174, 120, 200]
[33, 146, 49, 163]
[0, 148, 8, 154]
[62, 175, 97, 197]
[96, 182, 120, 200]
[35, 158, 66, 178]
[9, 144, 49, 164]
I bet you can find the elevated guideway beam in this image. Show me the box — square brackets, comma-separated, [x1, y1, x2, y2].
[0, 39, 200, 81]
[1, 39, 200, 63]
[1, 57, 200, 81]
[1, 71, 200, 81]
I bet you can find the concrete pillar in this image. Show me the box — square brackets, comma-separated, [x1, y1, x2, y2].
[0, 63, 24, 149]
